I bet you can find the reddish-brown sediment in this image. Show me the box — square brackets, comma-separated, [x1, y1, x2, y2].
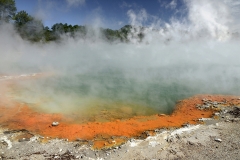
[1, 87, 240, 149]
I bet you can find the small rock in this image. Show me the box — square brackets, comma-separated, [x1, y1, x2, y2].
[199, 118, 213, 121]
[204, 105, 210, 109]
[221, 109, 228, 114]
[182, 123, 190, 127]
[215, 138, 222, 142]
[154, 129, 160, 132]
[52, 122, 59, 126]
[175, 134, 181, 139]
[196, 104, 201, 108]
[213, 105, 219, 108]
[169, 149, 177, 155]
[18, 138, 30, 142]
[166, 137, 173, 143]
[188, 141, 194, 145]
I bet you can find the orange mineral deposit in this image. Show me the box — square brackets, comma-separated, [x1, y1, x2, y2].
[0, 88, 240, 149]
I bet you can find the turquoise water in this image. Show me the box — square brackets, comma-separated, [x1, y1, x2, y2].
[9, 67, 199, 118]
[10, 63, 240, 122]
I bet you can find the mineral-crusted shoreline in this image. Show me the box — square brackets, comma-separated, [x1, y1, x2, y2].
[0, 95, 240, 159]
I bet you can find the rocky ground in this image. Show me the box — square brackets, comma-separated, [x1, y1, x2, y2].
[0, 98, 240, 160]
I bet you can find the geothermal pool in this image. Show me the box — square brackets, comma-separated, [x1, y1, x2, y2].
[6, 71, 193, 123]
[3, 40, 240, 123]
[0, 0, 240, 149]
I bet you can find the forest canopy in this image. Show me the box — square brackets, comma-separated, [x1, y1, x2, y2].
[0, 0, 144, 43]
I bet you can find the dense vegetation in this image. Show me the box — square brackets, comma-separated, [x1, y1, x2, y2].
[0, 0, 144, 43]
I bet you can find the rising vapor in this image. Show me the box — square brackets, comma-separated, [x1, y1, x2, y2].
[0, 0, 240, 117]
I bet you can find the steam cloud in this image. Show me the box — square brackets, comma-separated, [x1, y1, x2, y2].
[0, 0, 240, 116]
[66, 0, 85, 8]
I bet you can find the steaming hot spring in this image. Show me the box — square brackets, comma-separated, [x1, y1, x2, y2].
[0, 37, 240, 148]
[1, 0, 240, 149]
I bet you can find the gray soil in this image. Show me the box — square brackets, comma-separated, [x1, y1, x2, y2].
[1, 102, 240, 160]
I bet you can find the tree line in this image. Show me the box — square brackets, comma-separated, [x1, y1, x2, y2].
[0, 0, 144, 43]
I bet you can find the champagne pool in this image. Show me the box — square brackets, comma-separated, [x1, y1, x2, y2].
[7, 70, 195, 123]
[0, 0, 240, 149]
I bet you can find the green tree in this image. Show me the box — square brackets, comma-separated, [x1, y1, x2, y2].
[25, 19, 44, 42]
[43, 26, 57, 42]
[14, 10, 44, 42]
[51, 23, 64, 34]
[13, 10, 33, 27]
[0, 0, 16, 22]
[102, 28, 120, 41]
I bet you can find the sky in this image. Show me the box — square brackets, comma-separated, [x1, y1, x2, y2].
[15, 0, 186, 29]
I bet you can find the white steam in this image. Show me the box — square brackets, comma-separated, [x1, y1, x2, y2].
[0, 0, 240, 116]
[66, 0, 85, 8]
